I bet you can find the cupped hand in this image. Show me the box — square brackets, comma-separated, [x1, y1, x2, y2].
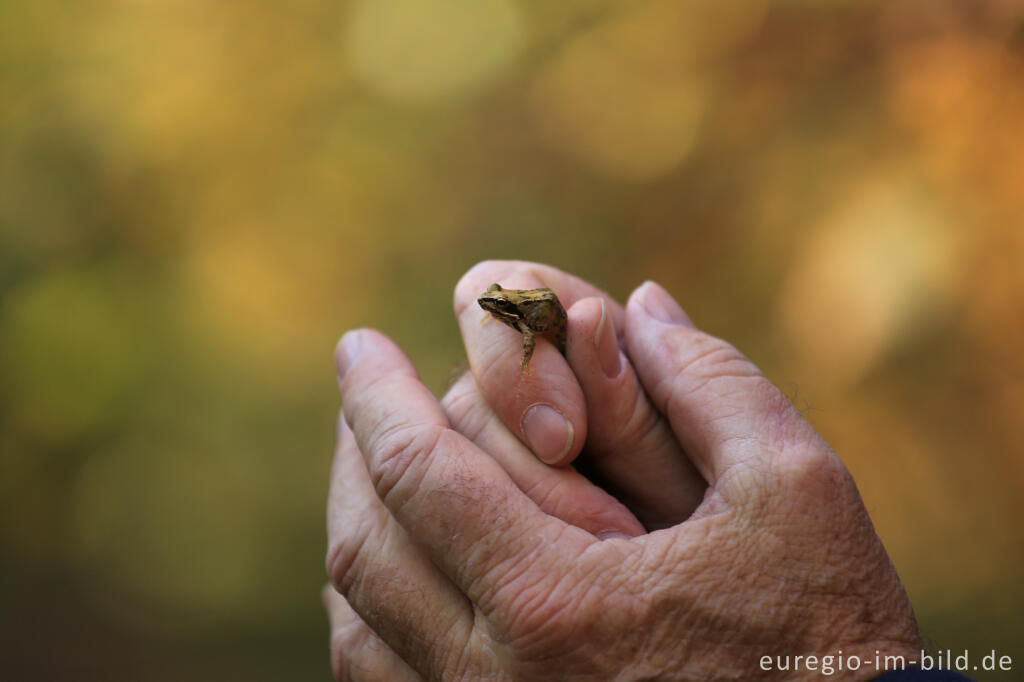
[325, 267, 923, 680]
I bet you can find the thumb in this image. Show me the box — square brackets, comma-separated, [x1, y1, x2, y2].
[624, 282, 822, 496]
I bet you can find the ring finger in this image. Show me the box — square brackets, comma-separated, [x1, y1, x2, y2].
[567, 296, 707, 528]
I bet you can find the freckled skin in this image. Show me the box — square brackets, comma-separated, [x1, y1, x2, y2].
[477, 283, 567, 375]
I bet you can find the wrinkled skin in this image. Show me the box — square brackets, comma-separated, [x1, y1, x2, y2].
[326, 261, 922, 681]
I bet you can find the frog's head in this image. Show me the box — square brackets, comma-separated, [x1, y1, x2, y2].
[477, 283, 522, 323]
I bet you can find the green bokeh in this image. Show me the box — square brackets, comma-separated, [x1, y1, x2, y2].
[2, 0, 1022, 679]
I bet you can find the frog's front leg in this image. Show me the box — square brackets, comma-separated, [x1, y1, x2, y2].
[520, 327, 536, 376]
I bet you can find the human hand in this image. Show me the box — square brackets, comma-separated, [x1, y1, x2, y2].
[449, 261, 707, 530]
[326, 263, 922, 680]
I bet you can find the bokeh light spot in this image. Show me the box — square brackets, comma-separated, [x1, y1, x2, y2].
[531, 37, 706, 181]
[346, 0, 525, 102]
[0, 266, 149, 444]
[528, 0, 768, 181]
[777, 176, 959, 389]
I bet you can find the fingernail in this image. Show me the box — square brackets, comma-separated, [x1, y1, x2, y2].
[335, 330, 363, 381]
[521, 403, 574, 465]
[594, 298, 623, 379]
[637, 281, 694, 327]
[597, 531, 633, 541]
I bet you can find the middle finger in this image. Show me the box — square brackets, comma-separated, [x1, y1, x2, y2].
[567, 296, 707, 528]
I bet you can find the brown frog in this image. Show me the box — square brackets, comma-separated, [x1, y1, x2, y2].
[477, 283, 567, 375]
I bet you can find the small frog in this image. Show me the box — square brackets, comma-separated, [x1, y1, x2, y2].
[477, 283, 567, 375]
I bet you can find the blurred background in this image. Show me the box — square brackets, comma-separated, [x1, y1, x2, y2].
[2, 0, 1022, 679]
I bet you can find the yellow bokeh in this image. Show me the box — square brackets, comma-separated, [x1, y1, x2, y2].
[347, 0, 525, 101]
[529, 0, 768, 180]
[2, 0, 1022, 678]
[777, 174, 960, 389]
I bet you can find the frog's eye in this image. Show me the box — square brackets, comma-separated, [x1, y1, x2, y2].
[495, 298, 509, 307]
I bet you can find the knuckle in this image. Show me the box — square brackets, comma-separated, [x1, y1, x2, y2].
[325, 516, 376, 597]
[519, 477, 584, 525]
[367, 421, 446, 503]
[652, 334, 757, 409]
[680, 336, 762, 390]
[783, 445, 852, 497]
[339, 371, 390, 432]
[476, 347, 515, 389]
[439, 371, 475, 413]
[330, 618, 372, 681]
[618, 389, 664, 446]
[440, 374, 490, 442]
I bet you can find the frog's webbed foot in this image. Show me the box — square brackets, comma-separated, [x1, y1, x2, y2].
[520, 329, 535, 377]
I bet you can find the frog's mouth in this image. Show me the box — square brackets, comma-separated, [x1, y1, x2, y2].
[484, 309, 519, 323]
[478, 300, 522, 329]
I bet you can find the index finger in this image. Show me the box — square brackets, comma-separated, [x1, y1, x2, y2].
[454, 260, 626, 465]
[337, 328, 582, 601]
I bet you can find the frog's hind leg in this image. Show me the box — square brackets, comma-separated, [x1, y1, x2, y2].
[519, 328, 535, 377]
